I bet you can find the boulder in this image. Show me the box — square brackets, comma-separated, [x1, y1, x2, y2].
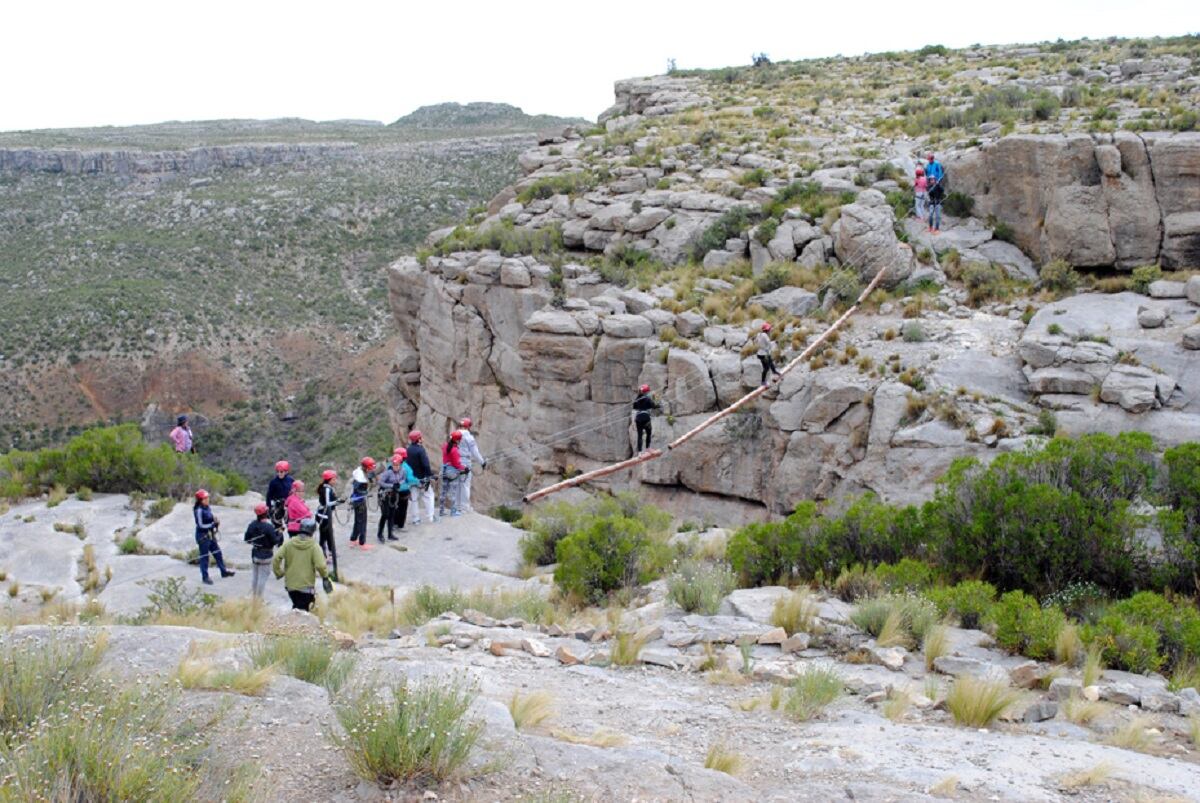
[674, 310, 707, 338]
[1183, 325, 1200, 351]
[1148, 280, 1187, 299]
[500, 262, 531, 288]
[526, 310, 584, 335]
[1137, 306, 1167, 329]
[797, 238, 827, 269]
[1048, 677, 1083, 701]
[600, 314, 654, 339]
[834, 202, 914, 287]
[665, 350, 716, 415]
[1188, 275, 1200, 306]
[1023, 701, 1058, 723]
[1026, 367, 1096, 395]
[749, 286, 819, 317]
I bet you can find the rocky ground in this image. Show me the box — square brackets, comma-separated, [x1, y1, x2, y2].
[3, 493, 1200, 801]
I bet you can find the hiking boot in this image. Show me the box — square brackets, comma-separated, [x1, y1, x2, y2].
[360, 543, 374, 551]
[387, 535, 399, 541]
[202, 577, 214, 586]
[221, 570, 236, 578]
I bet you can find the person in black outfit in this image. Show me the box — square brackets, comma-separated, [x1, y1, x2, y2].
[244, 502, 283, 598]
[266, 460, 294, 529]
[316, 469, 341, 581]
[404, 431, 435, 525]
[633, 384, 660, 452]
[375, 458, 403, 543]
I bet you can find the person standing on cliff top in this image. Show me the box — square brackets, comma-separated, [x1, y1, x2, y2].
[169, 415, 195, 454]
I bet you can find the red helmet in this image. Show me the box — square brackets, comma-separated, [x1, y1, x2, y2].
[275, 460, 290, 473]
[408, 430, 422, 443]
[395, 447, 408, 460]
[292, 479, 305, 493]
[639, 384, 650, 394]
[762, 322, 772, 332]
[915, 165, 925, 175]
[460, 417, 472, 429]
[361, 457, 376, 471]
[254, 503, 269, 517]
[195, 489, 210, 501]
[321, 469, 337, 482]
[391, 454, 403, 465]
[450, 430, 463, 442]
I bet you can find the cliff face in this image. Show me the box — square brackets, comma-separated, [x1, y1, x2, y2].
[949, 132, 1200, 268]
[0, 142, 355, 176]
[385, 56, 1200, 524]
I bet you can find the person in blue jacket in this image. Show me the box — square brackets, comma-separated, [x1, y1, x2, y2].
[193, 489, 235, 585]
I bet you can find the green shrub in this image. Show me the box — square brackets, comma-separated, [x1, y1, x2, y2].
[727, 503, 815, 587]
[754, 262, 793, 294]
[873, 559, 937, 593]
[147, 497, 175, 520]
[962, 262, 1006, 305]
[988, 591, 1066, 661]
[832, 563, 883, 602]
[333, 679, 482, 784]
[666, 560, 736, 615]
[515, 172, 596, 203]
[1161, 443, 1200, 588]
[0, 424, 243, 502]
[851, 593, 939, 646]
[1092, 592, 1200, 670]
[490, 505, 523, 524]
[118, 535, 144, 555]
[784, 666, 842, 721]
[249, 636, 356, 693]
[926, 580, 997, 629]
[520, 501, 585, 566]
[1130, 264, 1162, 294]
[1039, 259, 1082, 294]
[926, 433, 1156, 597]
[692, 207, 753, 261]
[554, 515, 669, 603]
[943, 191, 974, 218]
[432, 220, 563, 258]
[754, 217, 779, 246]
[1042, 581, 1108, 622]
[1083, 609, 1164, 674]
[739, 168, 770, 187]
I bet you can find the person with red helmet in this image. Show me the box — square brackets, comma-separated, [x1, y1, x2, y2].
[349, 457, 377, 549]
[390, 449, 416, 531]
[439, 430, 467, 518]
[913, 164, 928, 222]
[315, 469, 342, 580]
[755, 322, 782, 387]
[376, 454, 416, 542]
[925, 153, 946, 233]
[632, 384, 661, 452]
[457, 417, 487, 512]
[193, 489, 234, 585]
[265, 460, 294, 529]
[285, 479, 313, 537]
[244, 501, 282, 598]
[404, 430, 435, 525]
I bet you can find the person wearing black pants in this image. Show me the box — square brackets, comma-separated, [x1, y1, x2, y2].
[316, 470, 341, 581]
[632, 384, 660, 452]
[349, 457, 376, 549]
[376, 458, 403, 543]
[756, 322, 782, 387]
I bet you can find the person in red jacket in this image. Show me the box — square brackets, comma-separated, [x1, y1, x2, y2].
[439, 430, 468, 518]
[285, 480, 313, 537]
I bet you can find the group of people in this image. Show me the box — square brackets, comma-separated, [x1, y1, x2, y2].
[189, 418, 487, 611]
[913, 152, 946, 233]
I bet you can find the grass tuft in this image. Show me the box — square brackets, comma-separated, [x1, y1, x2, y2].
[174, 658, 275, 696]
[1059, 761, 1112, 790]
[923, 624, 950, 671]
[784, 665, 842, 721]
[508, 690, 555, 731]
[550, 727, 628, 748]
[771, 588, 820, 636]
[704, 742, 745, 776]
[945, 676, 1020, 727]
[1105, 715, 1155, 752]
[248, 635, 356, 693]
[609, 632, 646, 666]
[1061, 694, 1106, 725]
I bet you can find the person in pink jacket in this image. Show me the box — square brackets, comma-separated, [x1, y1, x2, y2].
[285, 480, 313, 536]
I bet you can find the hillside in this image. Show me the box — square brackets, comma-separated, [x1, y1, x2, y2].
[0, 110, 582, 479]
[391, 101, 588, 131]
[385, 34, 1200, 521]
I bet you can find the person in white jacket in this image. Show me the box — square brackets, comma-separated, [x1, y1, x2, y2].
[457, 417, 486, 512]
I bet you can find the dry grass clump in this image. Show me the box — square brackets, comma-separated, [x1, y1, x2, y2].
[248, 635, 356, 693]
[784, 665, 842, 721]
[333, 679, 483, 784]
[1061, 694, 1107, 725]
[1105, 715, 1156, 752]
[1058, 762, 1113, 790]
[928, 775, 959, 798]
[150, 596, 270, 634]
[609, 632, 646, 666]
[945, 676, 1020, 727]
[882, 689, 912, 722]
[704, 742, 745, 775]
[1054, 623, 1082, 666]
[1083, 645, 1104, 687]
[173, 657, 275, 696]
[508, 690, 555, 731]
[771, 588, 820, 635]
[550, 727, 628, 748]
[923, 624, 950, 671]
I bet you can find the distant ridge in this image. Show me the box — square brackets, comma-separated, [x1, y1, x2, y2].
[391, 101, 587, 130]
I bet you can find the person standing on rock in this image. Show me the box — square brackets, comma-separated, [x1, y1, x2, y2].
[375, 458, 403, 543]
[315, 470, 341, 581]
[925, 153, 945, 187]
[439, 431, 468, 518]
[457, 418, 486, 512]
[244, 502, 282, 598]
[913, 165, 928, 222]
[272, 517, 330, 612]
[193, 489, 234, 586]
[927, 175, 945, 234]
[632, 384, 660, 452]
[349, 457, 376, 550]
[285, 479, 313, 538]
[389, 451, 416, 534]
[756, 322, 782, 387]
[405, 431, 436, 525]
[169, 415, 195, 454]
[266, 460, 294, 530]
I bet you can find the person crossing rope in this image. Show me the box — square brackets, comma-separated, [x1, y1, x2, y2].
[457, 418, 486, 512]
[756, 322, 782, 387]
[632, 384, 661, 452]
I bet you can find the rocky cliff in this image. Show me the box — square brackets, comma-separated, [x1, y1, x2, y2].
[0, 142, 356, 176]
[386, 42, 1200, 523]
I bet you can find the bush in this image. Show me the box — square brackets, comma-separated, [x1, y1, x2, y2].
[1093, 592, 1200, 671]
[943, 191, 974, 218]
[249, 636, 357, 693]
[515, 172, 596, 204]
[832, 564, 883, 602]
[925, 433, 1156, 597]
[1039, 259, 1082, 294]
[0, 424, 243, 501]
[926, 580, 997, 630]
[962, 262, 1006, 305]
[754, 217, 779, 246]
[692, 207, 753, 261]
[851, 593, 938, 647]
[554, 515, 669, 603]
[519, 501, 584, 566]
[666, 560, 736, 615]
[873, 558, 937, 593]
[754, 262, 793, 294]
[988, 591, 1066, 660]
[784, 666, 842, 721]
[333, 679, 482, 784]
[1130, 264, 1162, 294]
[727, 503, 815, 586]
[1083, 609, 1164, 674]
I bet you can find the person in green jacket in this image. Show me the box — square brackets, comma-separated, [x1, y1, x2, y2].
[272, 517, 330, 611]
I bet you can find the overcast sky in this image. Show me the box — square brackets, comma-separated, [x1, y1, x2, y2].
[2, 1, 1195, 131]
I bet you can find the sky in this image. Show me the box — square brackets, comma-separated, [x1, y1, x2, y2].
[2, 0, 1195, 132]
